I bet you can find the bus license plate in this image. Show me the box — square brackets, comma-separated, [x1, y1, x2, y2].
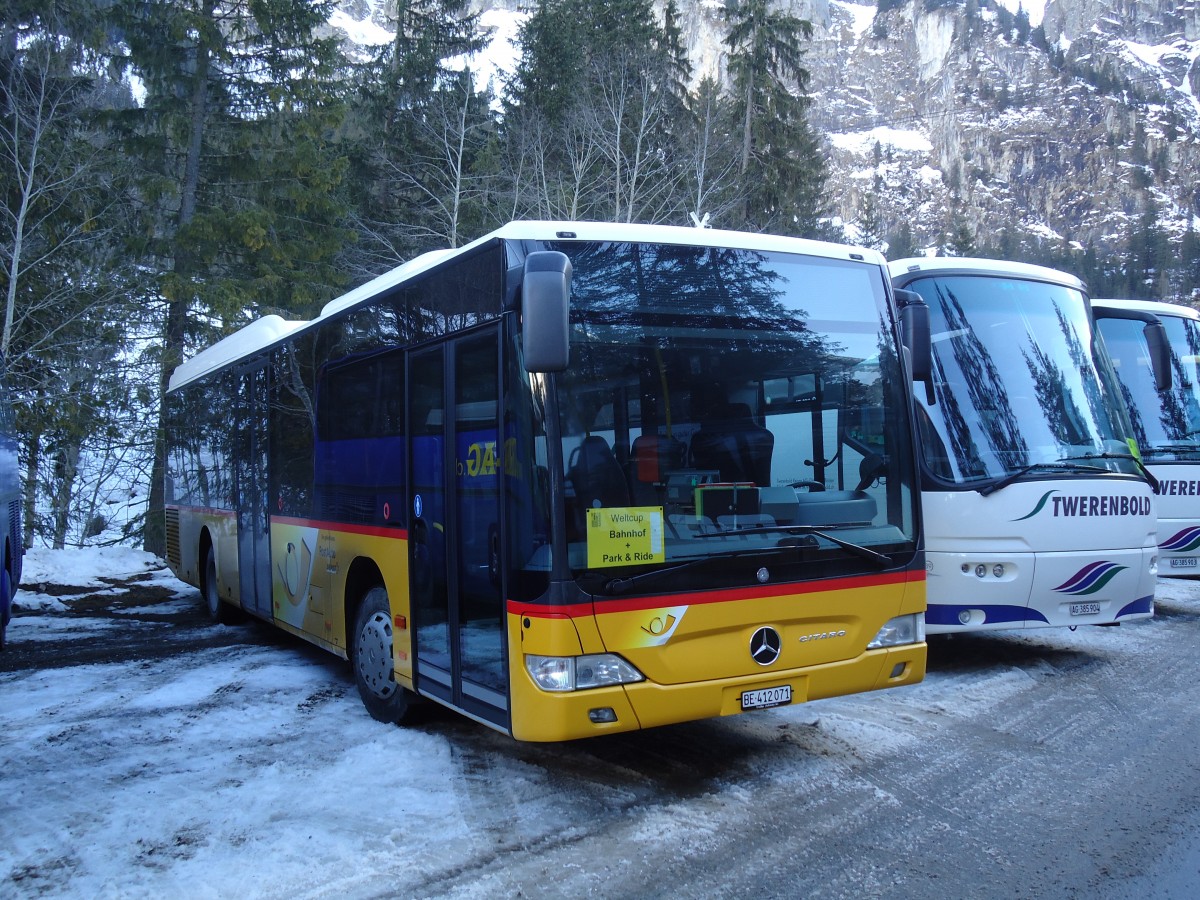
[1070, 602, 1101, 616]
[1169, 557, 1198, 568]
[741, 685, 791, 710]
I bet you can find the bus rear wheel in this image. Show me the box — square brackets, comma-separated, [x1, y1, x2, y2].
[0, 566, 10, 651]
[352, 586, 411, 724]
[203, 546, 236, 625]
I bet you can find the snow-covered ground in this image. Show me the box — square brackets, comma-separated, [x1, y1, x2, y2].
[3, 549, 1199, 897]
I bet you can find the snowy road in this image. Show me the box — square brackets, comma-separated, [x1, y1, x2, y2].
[2, 549, 1199, 898]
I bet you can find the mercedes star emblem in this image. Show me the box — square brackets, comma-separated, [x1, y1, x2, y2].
[750, 626, 782, 666]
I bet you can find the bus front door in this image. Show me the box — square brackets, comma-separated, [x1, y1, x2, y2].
[234, 361, 272, 619]
[409, 328, 508, 730]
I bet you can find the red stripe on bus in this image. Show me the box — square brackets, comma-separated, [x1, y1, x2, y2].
[270, 516, 408, 541]
[508, 569, 923, 618]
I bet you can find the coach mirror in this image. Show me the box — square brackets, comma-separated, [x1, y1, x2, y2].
[1143, 319, 1172, 393]
[522, 251, 571, 373]
[895, 288, 933, 404]
[1094, 306, 1173, 394]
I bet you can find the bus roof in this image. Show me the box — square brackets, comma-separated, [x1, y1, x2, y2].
[1092, 298, 1200, 321]
[168, 315, 308, 392]
[169, 221, 887, 392]
[888, 256, 1086, 292]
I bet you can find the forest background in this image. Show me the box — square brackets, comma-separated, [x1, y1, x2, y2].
[4, 0, 1199, 553]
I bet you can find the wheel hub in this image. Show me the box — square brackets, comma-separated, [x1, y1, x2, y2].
[356, 612, 396, 699]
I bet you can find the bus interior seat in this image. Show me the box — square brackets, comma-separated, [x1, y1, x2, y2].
[689, 402, 774, 487]
[629, 433, 687, 504]
[567, 435, 630, 524]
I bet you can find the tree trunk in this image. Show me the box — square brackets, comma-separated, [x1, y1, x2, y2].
[22, 421, 39, 548]
[144, 11, 212, 557]
[50, 442, 79, 550]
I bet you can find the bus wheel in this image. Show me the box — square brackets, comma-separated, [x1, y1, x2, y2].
[352, 586, 410, 724]
[203, 546, 234, 625]
[0, 566, 9, 651]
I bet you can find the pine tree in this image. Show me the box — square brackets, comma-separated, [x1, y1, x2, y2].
[1014, 6, 1031, 44]
[1126, 199, 1169, 298]
[111, 0, 354, 553]
[1, 1, 157, 547]
[1181, 217, 1200, 303]
[721, 0, 828, 237]
[886, 222, 918, 260]
[509, 0, 666, 125]
[342, 0, 486, 271]
[505, 0, 690, 223]
[856, 176, 887, 251]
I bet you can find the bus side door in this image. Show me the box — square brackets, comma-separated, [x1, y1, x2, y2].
[408, 326, 508, 729]
[234, 360, 272, 619]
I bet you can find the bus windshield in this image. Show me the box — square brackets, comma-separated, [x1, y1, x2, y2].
[1101, 312, 1200, 460]
[542, 240, 918, 590]
[906, 274, 1139, 486]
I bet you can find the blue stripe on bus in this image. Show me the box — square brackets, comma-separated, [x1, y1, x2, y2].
[925, 603, 1049, 627]
[1116, 596, 1154, 618]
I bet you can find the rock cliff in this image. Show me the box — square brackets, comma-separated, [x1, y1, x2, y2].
[335, 0, 1200, 273]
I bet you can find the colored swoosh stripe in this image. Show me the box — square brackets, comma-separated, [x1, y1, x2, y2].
[1053, 561, 1127, 595]
[1161, 527, 1200, 552]
[1012, 490, 1057, 521]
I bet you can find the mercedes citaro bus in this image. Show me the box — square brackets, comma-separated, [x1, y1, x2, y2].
[164, 222, 929, 740]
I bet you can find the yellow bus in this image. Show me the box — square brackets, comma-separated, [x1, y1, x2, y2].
[164, 222, 927, 741]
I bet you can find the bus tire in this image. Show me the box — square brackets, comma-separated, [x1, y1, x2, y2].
[203, 545, 235, 625]
[0, 566, 9, 651]
[352, 586, 411, 724]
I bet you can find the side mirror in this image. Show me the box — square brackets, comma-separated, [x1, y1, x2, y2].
[522, 251, 571, 373]
[1144, 320, 1172, 393]
[896, 289, 934, 403]
[1094, 306, 1173, 394]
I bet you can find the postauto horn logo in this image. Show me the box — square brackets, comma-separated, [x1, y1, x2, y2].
[1052, 562, 1127, 596]
[1161, 527, 1200, 553]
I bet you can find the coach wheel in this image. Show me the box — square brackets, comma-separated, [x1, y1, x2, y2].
[352, 586, 411, 724]
[0, 566, 10, 651]
[203, 545, 235, 625]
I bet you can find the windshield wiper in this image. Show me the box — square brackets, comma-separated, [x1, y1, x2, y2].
[1060, 452, 1159, 493]
[701, 524, 891, 567]
[1142, 443, 1200, 457]
[604, 561, 692, 595]
[977, 461, 1107, 497]
[602, 552, 766, 595]
[978, 454, 1158, 497]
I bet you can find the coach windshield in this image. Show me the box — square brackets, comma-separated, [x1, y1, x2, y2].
[904, 274, 1141, 487]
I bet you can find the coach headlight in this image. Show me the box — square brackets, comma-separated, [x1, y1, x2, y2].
[525, 654, 645, 692]
[867, 613, 925, 649]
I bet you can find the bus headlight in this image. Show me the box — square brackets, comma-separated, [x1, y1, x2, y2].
[525, 654, 645, 692]
[867, 613, 925, 649]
